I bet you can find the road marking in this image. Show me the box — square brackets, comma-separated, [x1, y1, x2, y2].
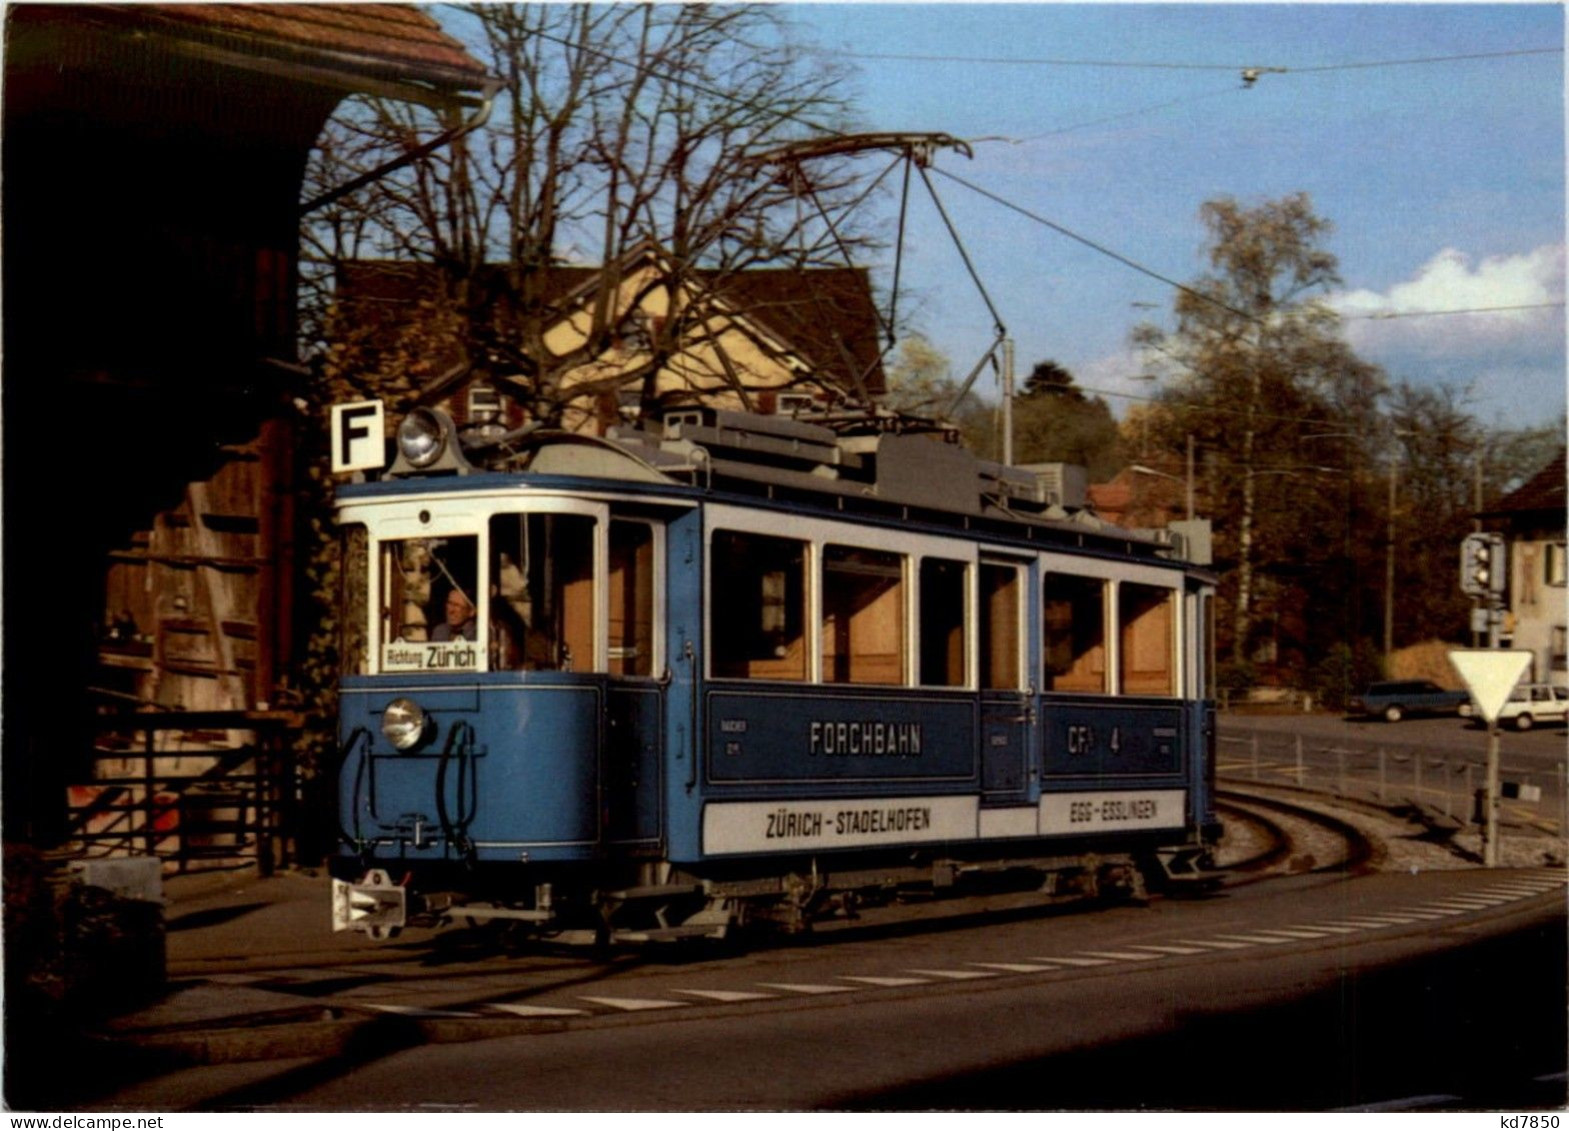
[1210, 933, 1293, 945]
[1123, 944, 1210, 956]
[1386, 909, 1454, 920]
[365, 1004, 481, 1018]
[905, 968, 998, 980]
[673, 989, 779, 1003]
[579, 996, 689, 1012]
[1299, 924, 1361, 935]
[486, 1003, 589, 1017]
[1422, 899, 1505, 911]
[1478, 884, 1553, 895]
[838, 975, 932, 987]
[1169, 938, 1251, 950]
[1239, 928, 1334, 940]
[1319, 918, 1403, 929]
[1075, 950, 1159, 961]
[1027, 955, 1112, 966]
[755, 982, 857, 995]
[968, 962, 1060, 973]
[1344, 914, 1423, 925]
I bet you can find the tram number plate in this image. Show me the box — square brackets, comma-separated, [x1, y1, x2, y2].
[1040, 790, 1184, 834]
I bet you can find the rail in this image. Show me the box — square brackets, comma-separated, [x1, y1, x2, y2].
[1217, 731, 1568, 842]
[66, 710, 303, 874]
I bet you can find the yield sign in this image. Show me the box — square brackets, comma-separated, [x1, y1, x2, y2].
[1448, 649, 1533, 725]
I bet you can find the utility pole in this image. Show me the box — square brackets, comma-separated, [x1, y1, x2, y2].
[1185, 432, 1195, 521]
[1384, 457, 1397, 662]
[1000, 337, 1015, 467]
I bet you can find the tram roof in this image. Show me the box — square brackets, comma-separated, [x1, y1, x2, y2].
[343, 405, 1209, 565]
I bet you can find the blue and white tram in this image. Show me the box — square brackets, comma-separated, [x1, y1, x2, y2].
[330, 404, 1219, 941]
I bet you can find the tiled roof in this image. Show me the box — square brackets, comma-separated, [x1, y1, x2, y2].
[98, 4, 491, 90]
[337, 259, 887, 396]
[1491, 447, 1567, 517]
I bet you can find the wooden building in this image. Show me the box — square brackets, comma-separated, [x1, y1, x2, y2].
[3, 5, 490, 849]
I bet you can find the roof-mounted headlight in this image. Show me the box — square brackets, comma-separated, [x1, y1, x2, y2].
[398, 408, 448, 469]
[381, 697, 430, 752]
[387, 407, 472, 476]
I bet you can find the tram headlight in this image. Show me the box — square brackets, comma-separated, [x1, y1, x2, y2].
[397, 408, 447, 469]
[380, 697, 429, 751]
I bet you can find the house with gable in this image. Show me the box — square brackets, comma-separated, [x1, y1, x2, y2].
[335, 245, 888, 435]
[1485, 447, 1568, 686]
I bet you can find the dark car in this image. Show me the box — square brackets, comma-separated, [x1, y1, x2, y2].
[1350, 680, 1473, 723]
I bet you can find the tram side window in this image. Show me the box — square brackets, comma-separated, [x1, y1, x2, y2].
[1120, 583, 1175, 697]
[490, 514, 596, 671]
[823, 546, 906, 685]
[340, 524, 368, 676]
[979, 563, 1022, 690]
[380, 535, 480, 646]
[919, 558, 967, 687]
[1043, 574, 1106, 693]
[609, 521, 655, 677]
[711, 530, 807, 680]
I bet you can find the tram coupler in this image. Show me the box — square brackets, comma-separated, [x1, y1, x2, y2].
[331, 868, 407, 938]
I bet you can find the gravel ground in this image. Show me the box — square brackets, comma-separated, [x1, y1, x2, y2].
[1218, 780, 1567, 873]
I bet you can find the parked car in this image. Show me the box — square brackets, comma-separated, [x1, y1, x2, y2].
[1494, 683, 1569, 731]
[1350, 680, 1473, 723]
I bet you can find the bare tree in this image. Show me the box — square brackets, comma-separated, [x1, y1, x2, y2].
[301, 4, 871, 425]
[1134, 193, 1386, 667]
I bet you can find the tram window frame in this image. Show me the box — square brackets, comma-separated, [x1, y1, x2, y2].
[979, 561, 1025, 691]
[1118, 581, 1177, 697]
[710, 529, 809, 682]
[822, 544, 908, 687]
[489, 512, 599, 673]
[608, 519, 659, 678]
[378, 534, 482, 645]
[340, 523, 369, 677]
[1042, 573, 1108, 694]
[919, 557, 969, 688]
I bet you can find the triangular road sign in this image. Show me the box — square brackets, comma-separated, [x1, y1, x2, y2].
[1448, 649, 1533, 725]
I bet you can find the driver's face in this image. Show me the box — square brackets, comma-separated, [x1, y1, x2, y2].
[445, 591, 473, 625]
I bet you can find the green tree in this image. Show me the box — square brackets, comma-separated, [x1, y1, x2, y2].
[1012, 360, 1123, 480]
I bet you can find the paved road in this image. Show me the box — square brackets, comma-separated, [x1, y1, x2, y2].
[82, 865, 1567, 1112]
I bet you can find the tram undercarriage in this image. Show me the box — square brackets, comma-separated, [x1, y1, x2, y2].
[332, 837, 1218, 946]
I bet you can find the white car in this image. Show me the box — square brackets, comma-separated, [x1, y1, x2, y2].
[1495, 683, 1569, 731]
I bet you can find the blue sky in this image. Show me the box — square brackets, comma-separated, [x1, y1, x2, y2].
[786, 3, 1565, 430]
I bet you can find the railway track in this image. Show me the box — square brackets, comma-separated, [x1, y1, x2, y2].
[1216, 786, 1379, 879]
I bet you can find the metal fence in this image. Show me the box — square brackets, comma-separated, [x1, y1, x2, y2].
[1218, 731, 1568, 839]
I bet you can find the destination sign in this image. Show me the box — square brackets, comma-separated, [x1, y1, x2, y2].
[382, 641, 480, 673]
[703, 795, 978, 855]
[1039, 789, 1185, 835]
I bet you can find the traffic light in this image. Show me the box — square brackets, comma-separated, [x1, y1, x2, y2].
[1460, 532, 1505, 597]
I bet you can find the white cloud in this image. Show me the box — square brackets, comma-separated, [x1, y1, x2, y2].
[1331, 244, 1565, 358]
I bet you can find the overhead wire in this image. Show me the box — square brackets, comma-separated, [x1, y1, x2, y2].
[824, 45, 1563, 74]
[449, 15, 1562, 394]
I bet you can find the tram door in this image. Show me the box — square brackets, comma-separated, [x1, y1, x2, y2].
[603, 518, 664, 845]
[978, 560, 1029, 800]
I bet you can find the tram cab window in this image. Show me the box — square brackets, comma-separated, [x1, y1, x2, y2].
[919, 558, 968, 687]
[823, 546, 906, 686]
[980, 563, 1023, 690]
[1043, 574, 1107, 693]
[1119, 583, 1175, 697]
[341, 524, 369, 677]
[490, 514, 596, 671]
[609, 521, 655, 677]
[379, 539, 476, 643]
[711, 530, 807, 681]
